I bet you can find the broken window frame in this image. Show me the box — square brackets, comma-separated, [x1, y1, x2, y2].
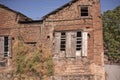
[1, 36, 11, 58]
[54, 30, 88, 58]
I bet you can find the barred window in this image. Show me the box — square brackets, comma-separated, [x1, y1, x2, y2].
[76, 32, 82, 51]
[60, 32, 66, 51]
[54, 31, 88, 58]
[4, 36, 9, 57]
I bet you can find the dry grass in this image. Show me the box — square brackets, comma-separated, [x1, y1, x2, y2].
[11, 39, 54, 80]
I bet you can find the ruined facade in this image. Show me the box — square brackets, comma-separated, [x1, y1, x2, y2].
[0, 4, 32, 68]
[0, 0, 105, 80]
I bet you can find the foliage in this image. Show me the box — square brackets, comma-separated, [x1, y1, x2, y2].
[12, 39, 54, 80]
[102, 6, 120, 63]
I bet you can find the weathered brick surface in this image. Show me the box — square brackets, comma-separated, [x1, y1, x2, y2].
[0, 4, 31, 73]
[0, 0, 105, 80]
[0, 7, 16, 36]
[43, 0, 105, 80]
[18, 23, 42, 43]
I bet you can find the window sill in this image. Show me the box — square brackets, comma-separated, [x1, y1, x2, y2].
[79, 16, 92, 19]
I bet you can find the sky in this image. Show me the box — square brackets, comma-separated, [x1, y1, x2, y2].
[0, 0, 120, 20]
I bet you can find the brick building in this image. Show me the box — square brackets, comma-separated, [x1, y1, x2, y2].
[0, 0, 105, 80]
[0, 4, 31, 67]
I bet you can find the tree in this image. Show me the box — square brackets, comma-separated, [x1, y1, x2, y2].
[103, 6, 120, 63]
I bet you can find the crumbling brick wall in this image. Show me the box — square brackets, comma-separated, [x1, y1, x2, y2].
[42, 0, 105, 80]
[0, 4, 31, 70]
[0, 0, 105, 79]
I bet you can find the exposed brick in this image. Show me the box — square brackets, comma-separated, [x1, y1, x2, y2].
[0, 0, 105, 80]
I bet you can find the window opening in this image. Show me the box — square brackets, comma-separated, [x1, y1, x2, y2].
[4, 36, 9, 57]
[76, 32, 82, 50]
[81, 6, 89, 16]
[60, 32, 66, 51]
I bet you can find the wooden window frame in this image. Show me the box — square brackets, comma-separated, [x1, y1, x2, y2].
[0, 36, 12, 58]
[54, 30, 88, 58]
[78, 5, 90, 18]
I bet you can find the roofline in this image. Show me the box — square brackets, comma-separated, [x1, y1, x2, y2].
[42, 0, 78, 20]
[19, 20, 43, 24]
[0, 3, 31, 19]
[0, 0, 78, 23]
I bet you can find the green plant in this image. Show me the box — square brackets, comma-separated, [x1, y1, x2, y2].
[12, 39, 54, 80]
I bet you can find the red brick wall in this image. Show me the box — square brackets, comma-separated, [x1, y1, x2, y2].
[43, 0, 105, 79]
[0, 0, 105, 79]
[0, 6, 31, 35]
[0, 7, 16, 35]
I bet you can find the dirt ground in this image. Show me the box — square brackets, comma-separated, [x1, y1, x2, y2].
[105, 64, 120, 80]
